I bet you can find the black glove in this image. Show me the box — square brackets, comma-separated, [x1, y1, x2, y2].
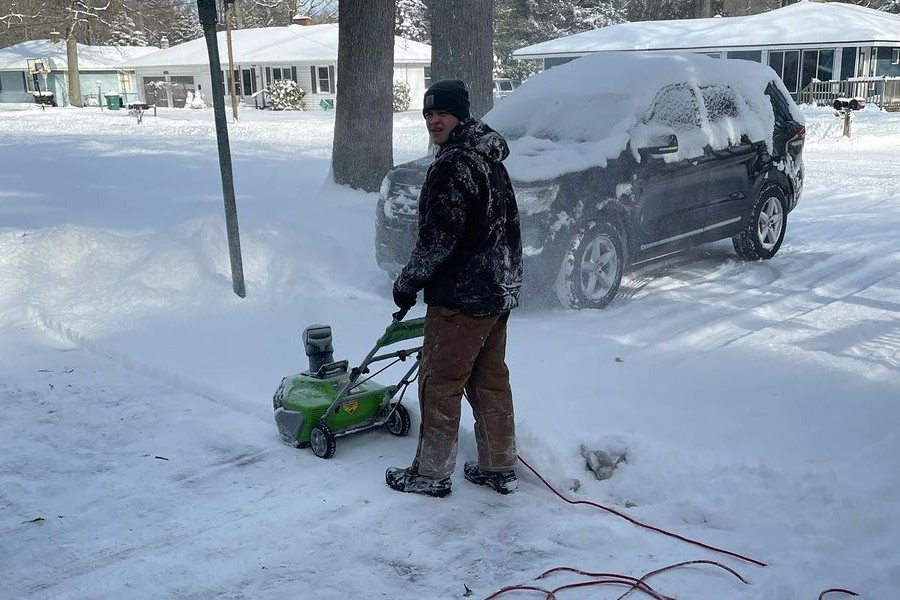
[392, 283, 417, 311]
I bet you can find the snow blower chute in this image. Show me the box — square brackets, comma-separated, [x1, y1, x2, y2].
[272, 316, 424, 459]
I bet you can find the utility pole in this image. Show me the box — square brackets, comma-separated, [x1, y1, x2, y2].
[65, 27, 83, 107]
[225, 0, 240, 121]
[197, 0, 247, 298]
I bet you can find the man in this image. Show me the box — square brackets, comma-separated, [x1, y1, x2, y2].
[385, 79, 523, 498]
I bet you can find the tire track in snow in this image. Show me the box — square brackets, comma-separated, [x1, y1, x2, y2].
[653, 248, 900, 377]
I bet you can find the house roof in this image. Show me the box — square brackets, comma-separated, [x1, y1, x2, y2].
[514, 1, 900, 59]
[0, 39, 158, 71]
[130, 24, 431, 68]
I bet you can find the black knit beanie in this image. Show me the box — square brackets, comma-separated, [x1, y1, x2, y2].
[422, 79, 470, 121]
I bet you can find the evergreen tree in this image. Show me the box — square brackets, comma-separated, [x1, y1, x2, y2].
[167, 4, 204, 45]
[396, 0, 430, 42]
[494, 0, 624, 81]
[106, 11, 149, 46]
[623, 0, 698, 21]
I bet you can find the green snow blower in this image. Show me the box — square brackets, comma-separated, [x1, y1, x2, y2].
[272, 315, 424, 459]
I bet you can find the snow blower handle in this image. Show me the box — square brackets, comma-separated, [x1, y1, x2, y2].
[392, 308, 409, 323]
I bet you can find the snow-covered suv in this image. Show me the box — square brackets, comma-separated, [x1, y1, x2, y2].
[376, 52, 805, 309]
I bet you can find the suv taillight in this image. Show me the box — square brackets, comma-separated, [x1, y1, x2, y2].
[796, 124, 806, 139]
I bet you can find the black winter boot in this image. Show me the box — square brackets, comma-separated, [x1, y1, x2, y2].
[385, 467, 452, 498]
[463, 461, 518, 494]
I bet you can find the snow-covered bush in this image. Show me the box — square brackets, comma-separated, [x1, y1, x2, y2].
[393, 82, 411, 112]
[265, 80, 306, 111]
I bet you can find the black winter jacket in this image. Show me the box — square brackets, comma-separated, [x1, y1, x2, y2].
[395, 118, 523, 317]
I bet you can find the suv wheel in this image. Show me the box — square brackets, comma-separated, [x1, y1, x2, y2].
[733, 184, 788, 261]
[555, 220, 625, 309]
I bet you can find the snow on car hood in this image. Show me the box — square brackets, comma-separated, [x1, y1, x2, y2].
[483, 51, 801, 183]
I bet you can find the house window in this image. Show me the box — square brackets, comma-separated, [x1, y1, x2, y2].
[768, 51, 784, 78]
[317, 66, 332, 93]
[727, 50, 762, 63]
[0, 76, 3, 92]
[118, 71, 133, 93]
[893, 48, 899, 65]
[271, 67, 295, 82]
[308, 65, 335, 94]
[424, 66, 431, 89]
[817, 49, 834, 81]
[840, 47, 856, 80]
[799, 49, 834, 91]
[769, 50, 800, 94]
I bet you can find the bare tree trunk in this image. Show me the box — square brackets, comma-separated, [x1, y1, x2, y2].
[66, 30, 83, 107]
[234, 0, 245, 28]
[331, 0, 395, 192]
[694, 0, 712, 18]
[431, 0, 493, 119]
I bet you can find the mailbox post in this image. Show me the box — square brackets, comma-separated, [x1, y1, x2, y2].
[197, 0, 246, 298]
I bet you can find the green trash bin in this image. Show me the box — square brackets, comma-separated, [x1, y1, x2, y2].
[104, 93, 121, 110]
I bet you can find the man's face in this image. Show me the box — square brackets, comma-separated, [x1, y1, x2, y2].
[424, 109, 459, 146]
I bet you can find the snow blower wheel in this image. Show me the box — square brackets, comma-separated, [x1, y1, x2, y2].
[309, 423, 336, 459]
[385, 403, 411, 436]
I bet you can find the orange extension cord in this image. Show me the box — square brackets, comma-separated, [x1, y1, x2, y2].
[478, 454, 862, 600]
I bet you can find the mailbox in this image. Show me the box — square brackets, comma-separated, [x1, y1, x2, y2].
[833, 97, 865, 111]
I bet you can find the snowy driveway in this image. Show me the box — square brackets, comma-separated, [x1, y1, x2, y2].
[1, 106, 898, 599]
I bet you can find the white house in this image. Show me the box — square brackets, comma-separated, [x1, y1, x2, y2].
[0, 38, 157, 106]
[513, 2, 900, 99]
[129, 21, 432, 110]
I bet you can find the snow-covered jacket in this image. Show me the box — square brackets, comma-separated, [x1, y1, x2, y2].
[395, 118, 523, 316]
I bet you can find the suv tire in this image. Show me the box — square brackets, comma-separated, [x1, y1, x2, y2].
[556, 219, 625, 309]
[733, 184, 788, 261]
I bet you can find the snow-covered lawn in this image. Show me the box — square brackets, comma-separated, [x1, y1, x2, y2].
[1, 103, 898, 600]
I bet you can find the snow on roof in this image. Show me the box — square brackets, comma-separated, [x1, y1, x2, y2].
[0, 39, 158, 71]
[130, 24, 431, 69]
[514, 1, 900, 59]
[485, 51, 796, 183]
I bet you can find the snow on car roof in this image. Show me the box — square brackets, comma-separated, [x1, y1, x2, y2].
[484, 51, 800, 183]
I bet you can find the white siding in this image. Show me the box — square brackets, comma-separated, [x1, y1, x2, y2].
[132, 62, 428, 111]
[394, 64, 426, 110]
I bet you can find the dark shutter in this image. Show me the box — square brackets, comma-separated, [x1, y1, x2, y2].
[291, 66, 297, 82]
[328, 65, 336, 93]
[309, 66, 318, 94]
[266, 67, 272, 86]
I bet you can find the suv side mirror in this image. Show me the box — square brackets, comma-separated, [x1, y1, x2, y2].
[640, 134, 679, 156]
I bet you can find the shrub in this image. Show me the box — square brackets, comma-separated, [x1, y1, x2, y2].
[266, 79, 306, 111]
[393, 81, 411, 112]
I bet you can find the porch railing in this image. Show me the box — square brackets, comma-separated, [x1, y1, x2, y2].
[797, 77, 900, 112]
